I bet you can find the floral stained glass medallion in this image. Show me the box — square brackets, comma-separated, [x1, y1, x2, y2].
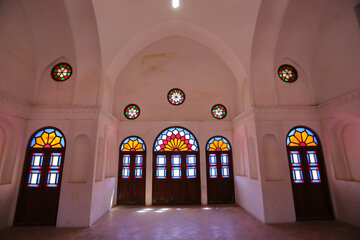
[207, 137, 231, 151]
[278, 64, 298, 83]
[121, 137, 145, 151]
[51, 63, 72, 81]
[30, 128, 65, 148]
[287, 127, 318, 147]
[211, 104, 227, 119]
[168, 88, 185, 105]
[124, 104, 140, 120]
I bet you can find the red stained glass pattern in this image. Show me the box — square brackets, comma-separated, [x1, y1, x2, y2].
[278, 64, 298, 83]
[124, 104, 140, 120]
[154, 127, 198, 152]
[168, 88, 185, 105]
[211, 104, 227, 119]
[51, 63, 72, 81]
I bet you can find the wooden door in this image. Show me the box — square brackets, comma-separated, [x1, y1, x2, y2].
[15, 128, 66, 225]
[206, 151, 235, 204]
[152, 152, 200, 204]
[287, 127, 333, 220]
[206, 137, 234, 204]
[118, 152, 146, 204]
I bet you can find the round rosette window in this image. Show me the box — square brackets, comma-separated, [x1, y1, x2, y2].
[211, 104, 227, 119]
[278, 64, 298, 83]
[168, 88, 185, 105]
[51, 62, 72, 81]
[124, 104, 140, 120]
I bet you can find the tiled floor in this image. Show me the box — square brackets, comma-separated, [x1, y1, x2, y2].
[1, 205, 360, 240]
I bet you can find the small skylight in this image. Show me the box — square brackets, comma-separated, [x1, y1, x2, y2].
[172, 0, 180, 9]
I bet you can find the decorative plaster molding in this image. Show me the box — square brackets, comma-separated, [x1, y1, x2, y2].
[30, 105, 101, 119]
[319, 90, 360, 118]
[0, 93, 32, 118]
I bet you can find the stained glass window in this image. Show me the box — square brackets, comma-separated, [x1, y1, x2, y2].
[287, 127, 318, 147]
[209, 154, 217, 178]
[30, 128, 65, 148]
[154, 127, 198, 152]
[51, 63, 72, 81]
[211, 104, 227, 119]
[168, 88, 185, 105]
[124, 104, 140, 120]
[26, 127, 66, 188]
[120, 136, 145, 180]
[278, 64, 298, 83]
[156, 155, 167, 179]
[121, 137, 145, 151]
[287, 127, 322, 184]
[290, 151, 304, 183]
[186, 155, 196, 179]
[207, 137, 231, 151]
[207, 137, 231, 179]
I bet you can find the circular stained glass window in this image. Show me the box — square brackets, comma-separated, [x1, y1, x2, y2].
[278, 64, 298, 83]
[124, 104, 140, 120]
[211, 104, 227, 119]
[51, 62, 72, 81]
[168, 88, 185, 105]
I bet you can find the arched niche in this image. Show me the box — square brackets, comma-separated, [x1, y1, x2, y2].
[248, 137, 258, 180]
[342, 122, 360, 181]
[68, 134, 91, 183]
[262, 134, 284, 181]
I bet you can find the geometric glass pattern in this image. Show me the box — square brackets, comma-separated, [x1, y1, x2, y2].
[287, 127, 318, 147]
[51, 62, 72, 81]
[135, 155, 143, 178]
[168, 88, 185, 105]
[211, 104, 227, 119]
[221, 153, 230, 178]
[209, 153, 217, 178]
[278, 64, 298, 83]
[124, 104, 140, 120]
[30, 128, 65, 148]
[46, 170, 60, 187]
[171, 155, 181, 179]
[122, 155, 130, 179]
[30, 153, 44, 169]
[154, 127, 198, 152]
[207, 137, 231, 151]
[28, 170, 41, 187]
[186, 155, 196, 179]
[156, 155, 166, 179]
[121, 137, 145, 151]
[307, 151, 321, 183]
[290, 151, 304, 183]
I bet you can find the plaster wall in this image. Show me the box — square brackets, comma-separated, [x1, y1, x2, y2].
[320, 91, 360, 227]
[232, 114, 265, 222]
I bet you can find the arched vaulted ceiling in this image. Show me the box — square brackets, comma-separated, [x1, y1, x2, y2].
[1, 0, 359, 108]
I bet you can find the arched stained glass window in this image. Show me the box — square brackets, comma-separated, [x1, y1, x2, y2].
[118, 136, 146, 204]
[15, 127, 66, 225]
[120, 137, 145, 151]
[154, 127, 198, 152]
[207, 137, 231, 151]
[30, 128, 65, 148]
[286, 126, 333, 220]
[287, 127, 318, 147]
[206, 136, 234, 204]
[152, 127, 200, 204]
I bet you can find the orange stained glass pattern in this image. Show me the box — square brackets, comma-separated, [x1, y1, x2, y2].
[30, 129, 65, 148]
[121, 137, 145, 151]
[287, 127, 318, 147]
[164, 138, 188, 151]
[207, 137, 230, 151]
